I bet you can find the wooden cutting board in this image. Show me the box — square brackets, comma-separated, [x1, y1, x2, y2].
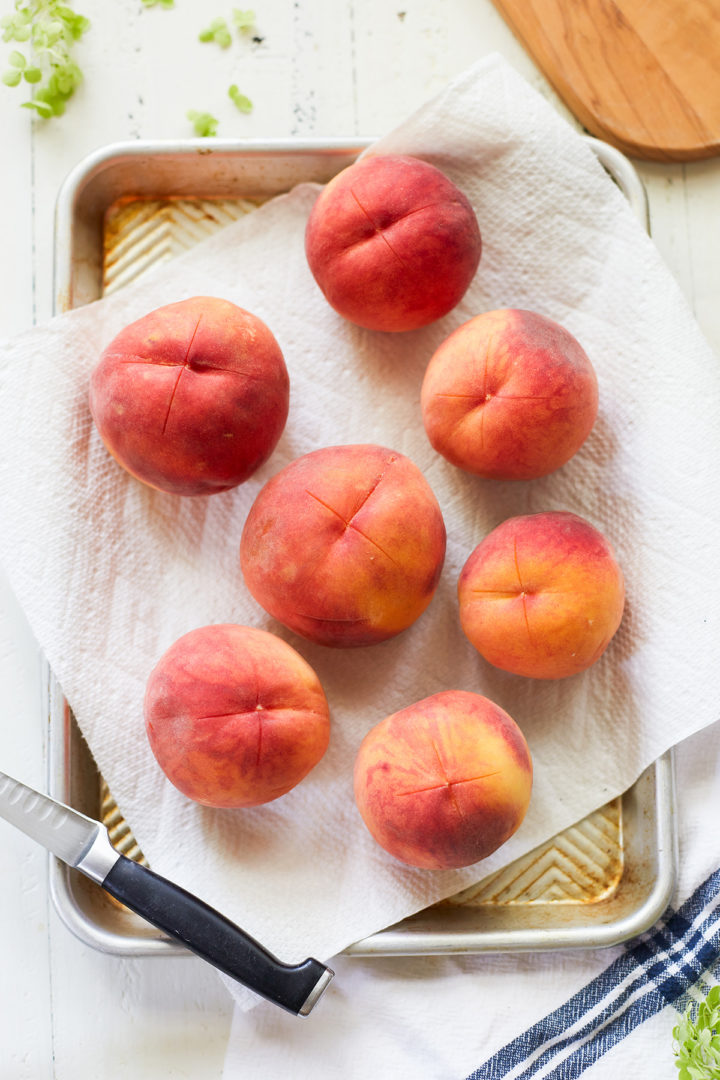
[492, 0, 720, 161]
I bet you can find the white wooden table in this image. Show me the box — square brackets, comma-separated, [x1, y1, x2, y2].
[0, 2, 718, 1076]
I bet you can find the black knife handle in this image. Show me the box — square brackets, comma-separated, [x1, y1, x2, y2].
[101, 855, 333, 1015]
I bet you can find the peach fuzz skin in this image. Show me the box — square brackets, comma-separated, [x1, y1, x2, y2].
[458, 511, 625, 680]
[421, 309, 598, 480]
[304, 154, 482, 332]
[89, 296, 289, 496]
[353, 690, 532, 870]
[144, 624, 330, 808]
[240, 444, 447, 648]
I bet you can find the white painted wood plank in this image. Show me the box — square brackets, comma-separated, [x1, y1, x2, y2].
[673, 158, 720, 356]
[0, 75, 34, 336]
[0, 571, 53, 1080]
[349, 0, 578, 137]
[636, 158, 720, 357]
[50, 933, 232, 1080]
[637, 163, 697, 315]
[0, 49, 55, 1073]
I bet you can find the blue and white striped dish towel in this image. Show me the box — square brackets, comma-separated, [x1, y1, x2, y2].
[223, 719, 720, 1079]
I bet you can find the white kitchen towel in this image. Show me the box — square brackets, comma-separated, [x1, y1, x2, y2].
[0, 54, 718, 1010]
[222, 719, 720, 1079]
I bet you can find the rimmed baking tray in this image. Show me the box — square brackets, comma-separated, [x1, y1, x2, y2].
[48, 135, 676, 959]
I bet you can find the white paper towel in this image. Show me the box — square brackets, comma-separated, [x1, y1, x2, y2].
[0, 55, 718, 1009]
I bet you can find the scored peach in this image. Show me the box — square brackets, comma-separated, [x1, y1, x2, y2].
[421, 309, 598, 480]
[144, 624, 330, 808]
[458, 511, 625, 679]
[353, 690, 532, 870]
[305, 154, 482, 332]
[89, 296, 289, 496]
[240, 444, 446, 647]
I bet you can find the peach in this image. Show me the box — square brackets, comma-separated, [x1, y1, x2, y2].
[143, 624, 330, 808]
[304, 154, 482, 332]
[353, 690, 532, 870]
[240, 444, 446, 647]
[421, 309, 598, 480]
[458, 511, 625, 680]
[89, 296, 289, 496]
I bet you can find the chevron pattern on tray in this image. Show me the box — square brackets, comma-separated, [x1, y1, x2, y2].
[103, 197, 262, 294]
[447, 799, 623, 907]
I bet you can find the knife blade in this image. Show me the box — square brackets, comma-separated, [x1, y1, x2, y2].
[0, 770, 333, 1015]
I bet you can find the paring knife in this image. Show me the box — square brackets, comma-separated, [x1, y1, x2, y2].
[0, 769, 333, 1015]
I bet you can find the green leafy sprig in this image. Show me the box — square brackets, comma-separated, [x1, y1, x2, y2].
[141, 0, 174, 7]
[673, 985, 720, 1079]
[1, 0, 90, 118]
[198, 16, 232, 48]
[199, 8, 255, 47]
[228, 82, 251, 113]
[194, 8, 255, 131]
[186, 108, 218, 137]
[232, 8, 254, 33]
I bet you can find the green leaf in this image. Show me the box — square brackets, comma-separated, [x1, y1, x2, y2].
[67, 13, 90, 38]
[232, 8, 255, 32]
[54, 66, 79, 94]
[8, 48, 26, 68]
[23, 65, 41, 82]
[21, 98, 54, 116]
[199, 15, 232, 47]
[228, 83, 252, 113]
[2, 67, 22, 85]
[187, 109, 219, 137]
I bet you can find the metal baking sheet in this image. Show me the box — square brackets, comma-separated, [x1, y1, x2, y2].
[48, 135, 676, 958]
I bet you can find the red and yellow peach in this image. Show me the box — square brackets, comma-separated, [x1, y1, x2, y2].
[353, 690, 532, 869]
[144, 624, 330, 807]
[458, 511, 625, 679]
[305, 154, 482, 332]
[240, 444, 446, 647]
[421, 309, 598, 480]
[89, 296, 289, 496]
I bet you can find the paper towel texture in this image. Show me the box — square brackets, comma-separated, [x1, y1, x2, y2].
[0, 56, 718, 1004]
